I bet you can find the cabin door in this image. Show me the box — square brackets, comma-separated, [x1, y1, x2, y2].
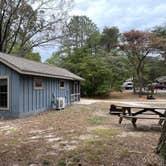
[71, 81, 80, 102]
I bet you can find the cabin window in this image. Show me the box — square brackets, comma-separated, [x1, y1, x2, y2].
[34, 78, 43, 89]
[60, 80, 65, 89]
[0, 77, 9, 110]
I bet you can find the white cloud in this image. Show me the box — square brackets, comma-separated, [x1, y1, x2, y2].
[71, 0, 166, 32]
[39, 0, 166, 60]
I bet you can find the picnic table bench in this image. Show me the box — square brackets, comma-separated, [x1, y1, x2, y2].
[110, 104, 166, 128]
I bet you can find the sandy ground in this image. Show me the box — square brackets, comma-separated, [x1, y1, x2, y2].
[78, 98, 166, 105]
[0, 99, 165, 165]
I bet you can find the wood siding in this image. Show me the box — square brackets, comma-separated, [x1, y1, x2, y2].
[18, 76, 71, 117]
[0, 62, 20, 117]
[0, 61, 80, 118]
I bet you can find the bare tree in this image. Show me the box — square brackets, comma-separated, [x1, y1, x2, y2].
[0, 0, 72, 56]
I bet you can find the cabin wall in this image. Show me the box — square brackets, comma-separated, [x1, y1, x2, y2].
[0, 62, 20, 118]
[18, 76, 71, 117]
[0, 62, 80, 118]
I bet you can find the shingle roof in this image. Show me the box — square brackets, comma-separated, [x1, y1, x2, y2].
[0, 52, 83, 81]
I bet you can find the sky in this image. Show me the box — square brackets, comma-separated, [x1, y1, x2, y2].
[36, 0, 166, 61]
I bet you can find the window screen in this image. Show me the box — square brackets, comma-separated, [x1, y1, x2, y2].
[60, 80, 65, 88]
[34, 78, 43, 89]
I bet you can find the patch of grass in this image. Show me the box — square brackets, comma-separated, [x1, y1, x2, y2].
[93, 129, 120, 139]
[42, 159, 50, 165]
[57, 139, 115, 165]
[7, 128, 18, 135]
[58, 154, 81, 166]
[87, 116, 107, 125]
[9, 139, 19, 145]
[83, 138, 97, 144]
[58, 159, 66, 166]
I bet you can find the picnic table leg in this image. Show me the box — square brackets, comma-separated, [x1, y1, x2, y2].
[132, 118, 137, 128]
[127, 107, 131, 115]
[158, 117, 164, 126]
[119, 107, 127, 124]
[119, 116, 123, 124]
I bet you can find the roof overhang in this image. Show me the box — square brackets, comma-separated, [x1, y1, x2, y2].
[0, 57, 84, 81]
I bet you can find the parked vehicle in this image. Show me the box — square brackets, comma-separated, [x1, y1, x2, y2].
[122, 82, 133, 90]
[148, 82, 166, 90]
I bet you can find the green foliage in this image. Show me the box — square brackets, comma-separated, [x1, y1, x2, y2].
[100, 26, 120, 53]
[11, 43, 41, 62]
[46, 16, 131, 96]
[106, 54, 131, 91]
[24, 52, 41, 62]
[46, 15, 166, 97]
[45, 51, 62, 65]
[152, 25, 166, 63]
[61, 47, 112, 96]
[61, 15, 99, 53]
[144, 57, 166, 84]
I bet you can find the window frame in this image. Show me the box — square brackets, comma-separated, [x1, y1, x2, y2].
[0, 76, 9, 111]
[34, 78, 44, 90]
[59, 80, 65, 89]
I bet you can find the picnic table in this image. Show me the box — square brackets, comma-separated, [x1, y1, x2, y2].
[109, 104, 166, 128]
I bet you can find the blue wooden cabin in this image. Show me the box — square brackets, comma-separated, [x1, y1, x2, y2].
[0, 52, 83, 118]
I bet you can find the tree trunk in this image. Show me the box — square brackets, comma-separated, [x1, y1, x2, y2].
[133, 76, 136, 95]
[156, 117, 166, 165]
[136, 62, 144, 97]
[137, 71, 143, 97]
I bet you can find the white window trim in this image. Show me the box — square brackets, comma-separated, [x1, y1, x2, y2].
[34, 78, 44, 90]
[0, 76, 9, 111]
[59, 80, 65, 89]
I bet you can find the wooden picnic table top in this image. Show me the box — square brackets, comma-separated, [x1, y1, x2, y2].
[114, 104, 166, 110]
[110, 103, 166, 128]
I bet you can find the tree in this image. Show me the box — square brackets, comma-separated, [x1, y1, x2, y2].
[57, 47, 113, 96]
[86, 31, 101, 55]
[106, 55, 131, 91]
[10, 42, 41, 61]
[152, 26, 166, 63]
[47, 47, 113, 97]
[46, 51, 64, 65]
[100, 26, 120, 53]
[61, 15, 99, 54]
[120, 30, 152, 96]
[144, 56, 166, 85]
[0, 0, 71, 56]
